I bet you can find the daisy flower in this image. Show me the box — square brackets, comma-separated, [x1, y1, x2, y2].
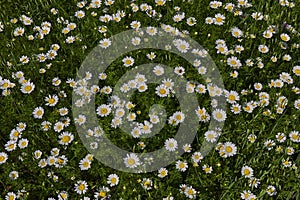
[79, 158, 91, 170]
[45, 94, 59, 107]
[249, 177, 260, 188]
[241, 166, 254, 178]
[32, 106, 44, 119]
[0, 152, 8, 165]
[155, 85, 169, 97]
[18, 138, 29, 149]
[292, 66, 300, 76]
[123, 153, 140, 169]
[21, 81, 35, 94]
[38, 159, 47, 168]
[127, 113, 136, 122]
[10, 129, 22, 140]
[184, 186, 197, 199]
[131, 37, 141, 46]
[225, 90, 240, 104]
[137, 83, 148, 92]
[53, 121, 64, 133]
[135, 73, 147, 84]
[294, 99, 300, 110]
[258, 45, 269, 53]
[158, 168, 168, 178]
[41, 121, 52, 131]
[94, 186, 110, 199]
[74, 180, 88, 194]
[96, 104, 112, 117]
[155, 0, 166, 6]
[214, 13, 225, 25]
[130, 20, 141, 29]
[122, 56, 134, 67]
[212, 109, 227, 122]
[59, 107, 69, 116]
[139, 121, 153, 134]
[107, 174, 119, 187]
[34, 150, 42, 159]
[220, 142, 237, 157]
[5, 140, 17, 152]
[192, 152, 203, 163]
[231, 27, 243, 38]
[66, 36, 75, 44]
[99, 38, 112, 49]
[266, 185, 277, 196]
[146, 26, 158, 36]
[75, 114, 86, 125]
[280, 33, 290, 42]
[204, 130, 218, 142]
[174, 66, 185, 76]
[227, 56, 242, 69]
[75, 10, 85, 18]
[173, 39, 190, 53]
[175, 160, 188, 172]
[202, 164, 213, 173]
[276, 132, 286, 143]
[59, 132, 74, 145]
[150, 115, 159, 124]
[141, 178, 153, 190]
[164, 138, 178, 152]
[187, 17, 197, 26]
[9, 171, 19, 180]
[13, 27, 25, 36]
[289, 131, 300, 142]
[5, 192, 17, 200]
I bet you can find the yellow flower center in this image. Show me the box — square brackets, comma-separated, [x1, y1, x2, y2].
[225, 146, 232, 153]
[0, 156, 5, 162]
[24, 85, 32, 92]
[62, 135, 71, 143]
[78, 184, 85, 191]
[127, 158, 136, 166]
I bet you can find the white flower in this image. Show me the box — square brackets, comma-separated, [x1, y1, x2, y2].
[107, 174, 119, 187]
[202, 164, 213, 173]
[32, 107, 44, 119]
[79, 158, 91, 170]
[75, 10, 85, 18]
[5, 140, 17, 151]
[96, 104, 112, 117]
[164, 138, 178, 152]
[155, 85, 169, 97]
[173, 39, 190, 53]
[174, 66, 185, 76]
[258, 44, 269, 53]
[59, 132, 74, 145]
[212, 109, 227, 122]
[0, 152, 8, 164]
[21, 81, 35, 94]
[175, 160, 188, 172]
[220, 142, 237, 157]
[158, 168, 168, 178]
[204, 130, 218, 143]
[192, 152, 203, 163]
[214, 13, 225, 25]
[231, 27, 243, 38]
[123, 153, 140, 168]
[241, 166, 254, 178]
[99, 38, 112, 49]
[74, 180, 88, 194]
[122, 56, 134, 67]
[18, 138, 29, 149]
[146, 26, 158, 36]
[75, 114, 86, 125]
